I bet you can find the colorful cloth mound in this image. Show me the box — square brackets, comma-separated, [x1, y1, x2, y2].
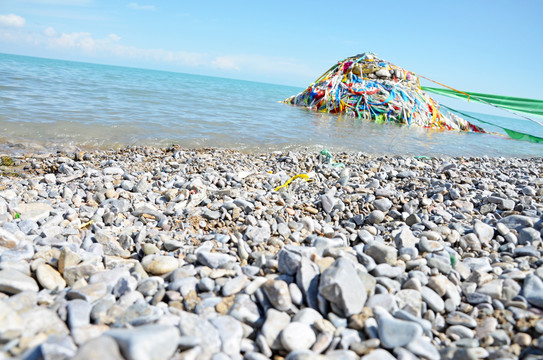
[285, 52, 486, 133]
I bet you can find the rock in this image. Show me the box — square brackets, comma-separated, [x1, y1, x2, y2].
[473, 220, 494, 243]
[280, 322, 316, 352]
[141, 255, 179, 275]
[36, 263, 66, 290]
[365, 242, 397, 264]
[420, 286, 445, 313]
[72, 335, 124, 360]
[446, 311, 477, 328]
[0, 301, 24, 341]
[262, 279, 292, 311]
[394, 227, 419, 249]
[498, 215, 534, 232]
[518, 227, 541, 245]
[296, 257, 320, 310]
[221, 275, 248, 297]
[0, 228, 18, 248]
[523, 275, 543, 308]
[319, 257, 367, 317]
[107, 324, 180, 360]
[210, 315, 244, 356]
[67, 299, 92, 330]
[17, 202, 53, 222]
[178, 310, 221, 357]
[374, 198, 393, 212]
[367, 210, 385, 224]
[321, 192, 336, 214]
[0, 269, 39, 294]
[261, 308, 290, 350]
[196, 251, 236, 269]
[361, 349, 396, 360]
[374, 306, 423, 348]
[20, 307, 69, 339]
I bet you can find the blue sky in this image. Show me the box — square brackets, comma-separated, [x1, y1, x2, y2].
[1, 0, 543, 102]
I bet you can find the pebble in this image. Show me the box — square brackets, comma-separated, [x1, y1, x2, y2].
[374, 306, 423, 348]
[0, 147, 540, 359]
[141, 255, 179, 275]
[0, 269, 39, 294]
[280, 322, 317, 351]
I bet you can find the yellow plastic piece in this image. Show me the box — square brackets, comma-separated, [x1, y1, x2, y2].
[275, 174, 312, 192]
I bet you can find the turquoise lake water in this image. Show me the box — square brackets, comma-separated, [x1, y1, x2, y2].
[1, 53, 542, 158]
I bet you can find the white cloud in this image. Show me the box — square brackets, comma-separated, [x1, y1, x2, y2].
[211, 54, 314, 80]
[0, 14, 26, 28]
[44, 26, 57, 37]
[127, 3, 155, 11]
[212, 56, 240, 71]
[20, 0, 92, 5]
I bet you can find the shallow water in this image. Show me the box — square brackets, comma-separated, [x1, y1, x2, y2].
[1, 53, 541, 157]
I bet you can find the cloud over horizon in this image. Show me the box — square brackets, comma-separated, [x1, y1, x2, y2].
[0, 12, 312, 85]
[0, 14, 26, 28]
[127, 3, 155, 11]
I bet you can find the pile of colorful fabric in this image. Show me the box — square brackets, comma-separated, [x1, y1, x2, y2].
[285, 52, 486, 133]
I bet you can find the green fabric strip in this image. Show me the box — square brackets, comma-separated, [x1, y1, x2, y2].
[422, 86, 543, 117]
[440, 104, 543, 144]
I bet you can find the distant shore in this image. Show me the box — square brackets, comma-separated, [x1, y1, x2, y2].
[0, 146, 542, 359]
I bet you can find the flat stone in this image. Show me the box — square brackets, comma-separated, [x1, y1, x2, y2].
[20, 307, 69, 339]
[374, 306, 423, 348]
[36, 263, 66, 290]
[319, 257, 367, 317]
[72, 335, 124, 360]
[365, 241, 397, 264]
[107, 324, 180, 360]
[67, 282, 109, 303]
[420, 286, 445, 313]
[523, 275, 543, 308]
[447, 311, 477, 328]
[462, 258, 492, 273]
[0, 269, 39, 294]
[18, 202, 53, 222]
[372, 264, 403, 278]
[280, 322, 317, 352]
[446, 325, 474, 339]
[498, 215, 534, 232]
[196, 251, 236, 269]
[222, 275, 248, 296]
[141, 255, 179, 275]
[518, 227, 541, 245]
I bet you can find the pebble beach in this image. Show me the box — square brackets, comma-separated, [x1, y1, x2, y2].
[0, 146, 542, 360]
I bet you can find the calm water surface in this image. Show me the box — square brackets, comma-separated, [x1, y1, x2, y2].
[1, 53, 541, 157]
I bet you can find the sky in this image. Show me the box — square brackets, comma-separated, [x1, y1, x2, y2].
[1, 0, 543, 103]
